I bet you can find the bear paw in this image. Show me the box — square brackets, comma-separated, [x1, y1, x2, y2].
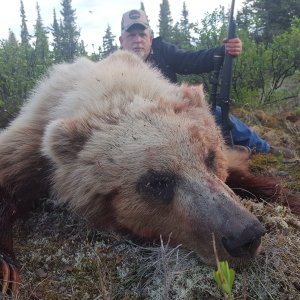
[0, 253, 19, 295]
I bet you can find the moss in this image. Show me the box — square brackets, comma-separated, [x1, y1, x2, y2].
[250, 153, 279, 173]
[10, 197, 300, 300]
[285, 162, 300, 192]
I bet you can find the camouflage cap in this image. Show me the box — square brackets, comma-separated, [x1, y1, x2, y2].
[121, 9, 150, 33]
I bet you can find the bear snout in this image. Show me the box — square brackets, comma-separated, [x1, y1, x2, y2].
[221, 222, 266, 258]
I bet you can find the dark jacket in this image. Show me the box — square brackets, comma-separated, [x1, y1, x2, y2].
[146, 36, 225, 83]
[145, 37, 270, 153]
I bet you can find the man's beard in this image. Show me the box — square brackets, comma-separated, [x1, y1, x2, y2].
[132, 48, 147, 60]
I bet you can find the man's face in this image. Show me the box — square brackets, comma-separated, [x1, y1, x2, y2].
[119, 27, 152, 61]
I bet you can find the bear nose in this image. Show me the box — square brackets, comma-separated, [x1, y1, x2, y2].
[222, 223, 266, 258]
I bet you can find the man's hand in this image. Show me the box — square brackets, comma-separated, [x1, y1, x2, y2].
[223, 37, 242, 57]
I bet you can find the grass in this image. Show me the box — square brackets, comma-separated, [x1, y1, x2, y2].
[4, 195, 300, 299]
[212, 234, 235, 300]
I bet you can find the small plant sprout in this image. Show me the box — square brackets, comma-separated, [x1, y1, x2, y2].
[212, 233, 236, 300]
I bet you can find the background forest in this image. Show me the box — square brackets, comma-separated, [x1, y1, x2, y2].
[0, 0, 300, 128]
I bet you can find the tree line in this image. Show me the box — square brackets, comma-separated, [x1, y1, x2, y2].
[0, 0, 299, 127]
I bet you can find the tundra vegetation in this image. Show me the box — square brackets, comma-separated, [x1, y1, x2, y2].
[0, 0, 299, 299]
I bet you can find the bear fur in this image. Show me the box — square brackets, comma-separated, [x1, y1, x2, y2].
[0, 50, 299, 293]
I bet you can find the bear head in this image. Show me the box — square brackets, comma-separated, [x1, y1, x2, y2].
[42, 82, 265, 266]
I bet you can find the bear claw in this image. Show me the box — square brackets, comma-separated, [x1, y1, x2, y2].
[0, 256, 19, 295]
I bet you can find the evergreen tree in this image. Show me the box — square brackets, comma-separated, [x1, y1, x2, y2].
[77, 40, 87, 56]
[19, 0, 34, 78]
[180, 2, 189, 38]
[0, 30, 36, 127]
[50, 9, 64, 63]
[171, 2, 191, 48]
[101, 24, 118, 58]
[33, 3, 50, 75]
[20, 0, 30, 46]
[7, 30, 19, 49]
[158, 0, 173, 41]
[140, 2, 152, 36]
[0, 30, 20, 110]
[89, 44, 102, 61]
[0, 30, 19, 126]
[60, 0, 80, 62]
[238, 0, 300, 42]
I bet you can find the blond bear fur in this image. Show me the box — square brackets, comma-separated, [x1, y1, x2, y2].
[0, 50, 268, 278]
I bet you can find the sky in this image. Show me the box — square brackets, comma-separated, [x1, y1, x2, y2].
[0, 0, 243, 53]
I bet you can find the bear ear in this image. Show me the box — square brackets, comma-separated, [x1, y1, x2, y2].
[153, 84, 207, 115]
[181, 84, 206, 108]
[42, 118, 92, 165]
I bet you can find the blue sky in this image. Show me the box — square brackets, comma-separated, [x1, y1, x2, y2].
[0, 0, 243, 53]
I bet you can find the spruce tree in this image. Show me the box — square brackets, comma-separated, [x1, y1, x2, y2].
[19, 0, 34, 78]
[101, 24, 118, 58]
[90, 44, 102, 62]
[60, 0, 80, 62]
[0, 30, 20, 127]
[172, 2, 191, 48]
[20, 0, 30, 46]
[180, 2, 190, 40]
[140, 1, 151, 35]
[77, 40, 87, 56]
[158, 0, 173, 41]
[0, 29, 36, 126]
[50, 9, 64, 63]
[34, 3, 50, 74]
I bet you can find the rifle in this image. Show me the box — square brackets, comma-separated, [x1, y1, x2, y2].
[209, 0, 236, 145]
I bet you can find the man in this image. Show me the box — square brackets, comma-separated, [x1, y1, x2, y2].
[119, 9, 283, 155]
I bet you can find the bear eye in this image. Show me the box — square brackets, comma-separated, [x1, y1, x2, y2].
[205, 149, 216, 171]
[136, 169, 177, 203]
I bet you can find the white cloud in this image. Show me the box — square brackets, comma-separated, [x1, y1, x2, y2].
[0, 0, 242, 53]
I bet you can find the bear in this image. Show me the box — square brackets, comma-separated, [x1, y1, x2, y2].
[0, 50, 299, 294]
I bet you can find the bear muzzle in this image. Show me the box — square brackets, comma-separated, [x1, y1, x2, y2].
[221, 221, 266, 258]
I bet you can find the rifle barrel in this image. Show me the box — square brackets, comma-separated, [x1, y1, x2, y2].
[219, 0, 236, 145]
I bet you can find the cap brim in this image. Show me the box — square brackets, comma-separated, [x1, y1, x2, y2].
[123, 23, 148, 32]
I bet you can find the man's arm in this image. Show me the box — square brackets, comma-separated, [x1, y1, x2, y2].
[158, 38, 224, 75]
[152, 37, 242, 76]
